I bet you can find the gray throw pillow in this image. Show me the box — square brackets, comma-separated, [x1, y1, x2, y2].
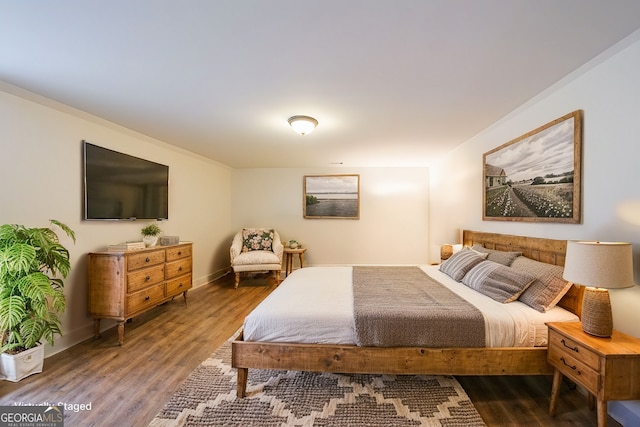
[512, 256, 573, 312]
[471, 244, 522, 266]
[440, 247, 486, 281]
[462, 260, 536, 303]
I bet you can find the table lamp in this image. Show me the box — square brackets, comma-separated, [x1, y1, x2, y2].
[563, 240, 635, 337]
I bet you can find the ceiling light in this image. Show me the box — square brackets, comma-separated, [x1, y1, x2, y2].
[288, 115, 318, 135]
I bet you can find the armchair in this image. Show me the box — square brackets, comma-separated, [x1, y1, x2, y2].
[230, 228, 284, 288]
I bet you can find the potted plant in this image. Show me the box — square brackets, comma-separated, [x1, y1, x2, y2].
[141, 223, 161, 247]
[0, 219, 75, 381]
[288, 239, 299, 249]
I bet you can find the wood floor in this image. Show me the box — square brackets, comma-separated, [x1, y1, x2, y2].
[0, 273, 621, 426]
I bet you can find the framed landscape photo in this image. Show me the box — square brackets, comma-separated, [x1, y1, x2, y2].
[303, 174, 360, 219]
[483, 110, 582, 223]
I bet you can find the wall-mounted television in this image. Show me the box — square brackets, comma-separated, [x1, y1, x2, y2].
[83, 141, 169, 220]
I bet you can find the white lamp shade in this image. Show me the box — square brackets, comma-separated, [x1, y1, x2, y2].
[288, 115, 318, 135]
[563, 241, 635, 289]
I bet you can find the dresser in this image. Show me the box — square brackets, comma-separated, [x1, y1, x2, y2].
[547, 321, 640, 427]
[88, 243, 193, 345]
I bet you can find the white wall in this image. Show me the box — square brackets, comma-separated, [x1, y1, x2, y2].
[0, 85, 233, 356]
[430, 32, 640, 338]
[0, 84, 431, 357]
[231, 167, 430, 266]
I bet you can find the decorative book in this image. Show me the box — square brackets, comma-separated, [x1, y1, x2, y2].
[108, 241, 146, 251]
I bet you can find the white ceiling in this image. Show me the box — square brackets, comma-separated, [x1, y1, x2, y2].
[2, 1, 640, 168]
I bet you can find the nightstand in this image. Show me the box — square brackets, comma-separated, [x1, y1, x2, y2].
[547, 322, 640, 427]
[283, 247, 307, 277]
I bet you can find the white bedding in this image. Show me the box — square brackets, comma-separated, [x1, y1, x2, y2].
[243, 265, 579, 347]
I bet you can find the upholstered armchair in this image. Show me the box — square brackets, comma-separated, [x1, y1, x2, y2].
[230, 228, 284, 288]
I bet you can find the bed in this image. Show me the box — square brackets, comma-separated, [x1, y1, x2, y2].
[232, 230, 584, 398]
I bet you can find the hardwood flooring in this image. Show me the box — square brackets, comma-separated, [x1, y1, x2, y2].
[0, 273, 621, 426]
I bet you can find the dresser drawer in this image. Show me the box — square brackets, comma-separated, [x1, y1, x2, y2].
[127, 250, 165, 271]
[127, 265, 165, 293]
[549, 343, 599, 392]
[548, 329, 600, 370]
[166, 245, 191, 262]
[126, 283, 165, 314]
[167, 274, 192, 297]
[166, 258, 192, 279]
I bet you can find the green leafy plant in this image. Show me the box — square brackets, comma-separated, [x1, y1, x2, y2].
[141, 223, 161, 237]
[0, 220, 75, 353]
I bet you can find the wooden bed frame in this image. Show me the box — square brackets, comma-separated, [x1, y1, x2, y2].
[232, 230, 584, 397]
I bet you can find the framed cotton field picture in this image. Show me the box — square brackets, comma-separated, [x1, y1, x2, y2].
[303, 174, 360, 219]
[483, 110, 582, 223]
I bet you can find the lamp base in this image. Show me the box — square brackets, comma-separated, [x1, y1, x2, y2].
[581, 287, 613, 337]
[440, 244, 453, 261]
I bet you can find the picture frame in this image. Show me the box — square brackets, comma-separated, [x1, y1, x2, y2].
[483, 110, 582, 223]
[303, 174, 360, 219]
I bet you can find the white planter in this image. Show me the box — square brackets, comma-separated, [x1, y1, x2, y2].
[143, 235, 158, 247]
[0, 344, 44, 382]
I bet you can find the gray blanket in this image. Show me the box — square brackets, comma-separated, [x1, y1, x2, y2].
[352, 266, 486, 347]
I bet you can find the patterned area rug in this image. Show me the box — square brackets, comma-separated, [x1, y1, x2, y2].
[149, 336, 486, 427]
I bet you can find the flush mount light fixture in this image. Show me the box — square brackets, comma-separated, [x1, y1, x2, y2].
[288, 115, 318, 135]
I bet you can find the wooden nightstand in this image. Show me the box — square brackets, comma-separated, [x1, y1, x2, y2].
[283, 247, 307, 277]
[547, 322, 640, 427]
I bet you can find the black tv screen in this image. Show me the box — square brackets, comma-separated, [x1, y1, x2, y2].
[83, 141, 169, 220]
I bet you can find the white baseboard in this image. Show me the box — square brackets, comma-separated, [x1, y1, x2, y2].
[609, 400, 640, 426]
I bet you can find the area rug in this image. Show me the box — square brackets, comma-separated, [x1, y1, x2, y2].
[149, 335, 486, 427]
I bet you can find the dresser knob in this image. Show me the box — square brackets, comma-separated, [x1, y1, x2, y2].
[178, 251, 182, 256]
[145, 257, 150, 263]
[145, 276, 151, 281]
[144, 296, 150, 301]
[178, 266, 183, 271]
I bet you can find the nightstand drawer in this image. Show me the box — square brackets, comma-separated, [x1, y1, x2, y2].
[549, 343, 598, 392]
[548, 329, 600, 370]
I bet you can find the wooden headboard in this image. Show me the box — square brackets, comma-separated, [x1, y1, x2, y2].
[462, 230, 584, 318]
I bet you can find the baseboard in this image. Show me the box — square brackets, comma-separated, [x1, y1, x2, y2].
[193, 268, 231, 288]
[44, 322, 97, 358]
[609, 400, 640, 426]
[574, 380, 640, 425]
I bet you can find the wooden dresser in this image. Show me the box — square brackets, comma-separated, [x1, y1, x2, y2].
[88, 243, 193, 345]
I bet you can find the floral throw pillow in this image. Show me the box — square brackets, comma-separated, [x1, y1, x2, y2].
[242, 228, 274, 252]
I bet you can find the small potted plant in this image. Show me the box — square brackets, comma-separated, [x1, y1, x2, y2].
[141, 223, 162, 247]
[288, 239, 299, 249]
[0, 220, 75, 381]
